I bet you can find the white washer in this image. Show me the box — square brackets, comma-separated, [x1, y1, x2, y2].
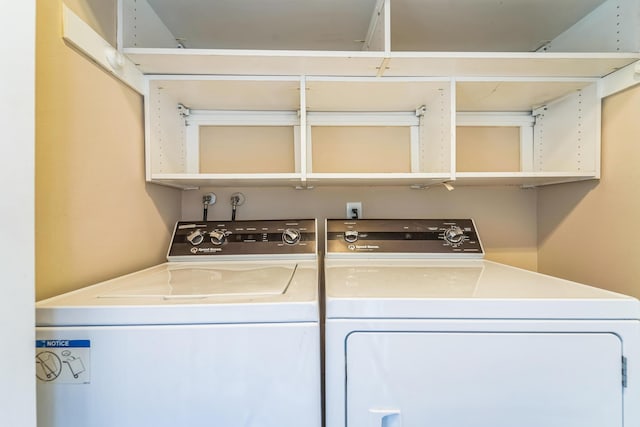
[324, 219, 640, 427]
[36, 219, 321, 427]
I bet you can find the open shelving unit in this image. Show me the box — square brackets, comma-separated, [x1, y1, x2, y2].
[108, 0, 640, 189]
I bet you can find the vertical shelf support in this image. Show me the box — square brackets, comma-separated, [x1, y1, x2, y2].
[520, 126, 534, 172]
[183, 106, 200, 174]
[300, 76, 308, 184]
[450, 79, 457, 181]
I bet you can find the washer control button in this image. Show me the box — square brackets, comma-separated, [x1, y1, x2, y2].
[210, 230, 227, 246]
[186, 229, 205, 246]
[344, 230, 359, 243]
[444, 226, 465, 245]
[282, 228, 301, 245]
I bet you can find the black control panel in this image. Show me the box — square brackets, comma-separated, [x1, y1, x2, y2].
[168, 219, 316, 259]
[326, 219, 483, 255]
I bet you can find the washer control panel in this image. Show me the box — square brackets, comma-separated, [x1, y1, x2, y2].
[326, 219, 483, 256]
[168, 219, 316, 259]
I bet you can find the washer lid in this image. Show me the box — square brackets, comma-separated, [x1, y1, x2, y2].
[95, 264, 295, 299]
[36, 261, 319, 326]
[325, 259, 640, 320]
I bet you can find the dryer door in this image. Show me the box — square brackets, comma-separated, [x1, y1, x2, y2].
[346, 332, 623, 427]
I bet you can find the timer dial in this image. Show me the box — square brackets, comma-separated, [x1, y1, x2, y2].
[344, 230, 359, 243]
[282, 228, 302, 245]
[186, 229, 205, 246]
[209, 230, 227, 246]
[444, 226, 465, 245]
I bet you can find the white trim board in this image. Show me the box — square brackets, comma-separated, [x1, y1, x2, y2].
[62, 4, 144, 94]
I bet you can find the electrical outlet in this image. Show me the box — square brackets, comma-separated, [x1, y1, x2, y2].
[346, 202, 362, 220]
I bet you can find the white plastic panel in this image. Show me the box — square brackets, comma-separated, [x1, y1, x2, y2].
[37, 323, 321, 427]
[346, 332, 622, 427]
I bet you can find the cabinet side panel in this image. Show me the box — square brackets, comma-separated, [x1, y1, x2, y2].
[421, 86, 452, 173]
[533, 84, 598, 173]
[543, 0, 640, 52]
[363, 0, 387, 51]
[121, 0, 177, 48]
[148, 82, 185, 174]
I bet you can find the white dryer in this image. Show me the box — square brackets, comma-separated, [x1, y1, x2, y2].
[36, 219, 320, 427]
[324, 219, 640, 427]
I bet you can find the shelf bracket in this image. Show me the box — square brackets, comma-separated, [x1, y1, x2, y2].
[532, 105, 547, 118]
[177, 103, 191, 119]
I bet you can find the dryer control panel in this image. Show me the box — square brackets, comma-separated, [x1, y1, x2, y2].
[168, 219, 316, 260]
[326, 219, 483, 256]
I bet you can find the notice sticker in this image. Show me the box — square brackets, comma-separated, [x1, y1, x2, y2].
[35, 340, 91, 384]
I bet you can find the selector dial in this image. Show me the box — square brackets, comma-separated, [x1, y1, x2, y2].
[209, 230, 227, 246]
[344, 230, 359, 243]
[282, 228, 302, 245]
[186, 229, 205, 246]
[443, 226, 466, 245]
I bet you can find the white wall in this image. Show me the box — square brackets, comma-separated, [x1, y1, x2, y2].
[0, 0, 36, 425]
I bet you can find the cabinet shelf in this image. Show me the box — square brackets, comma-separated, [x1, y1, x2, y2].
[150, 173, 304, 189]
[126, 48, 638, 78]
[453, 172, 598, 187]
[306, 173, 450, 187]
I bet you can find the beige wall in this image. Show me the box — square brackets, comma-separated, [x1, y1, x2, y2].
[36, 0, 181, 300]
[538, 84, 640, 298]
[47, 2, 640, 302]
[182, 186, 539, 271]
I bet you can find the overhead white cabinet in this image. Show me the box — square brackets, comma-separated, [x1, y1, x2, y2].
[145, 75, 601, 189]
[145, 76, 304, 188]
[115, 0, 640, 188]
[455, 79, 601, 187]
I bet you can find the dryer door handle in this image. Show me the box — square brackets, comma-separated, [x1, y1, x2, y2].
[369, 409, 401, 427]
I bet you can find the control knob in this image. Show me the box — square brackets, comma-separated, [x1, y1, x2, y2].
[209, 230, 227, 246]
[443, 226, 465, 245]
[344, 230, 359, 243]
[186, 229, 205, 246]
[282, 228, 302, 245]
